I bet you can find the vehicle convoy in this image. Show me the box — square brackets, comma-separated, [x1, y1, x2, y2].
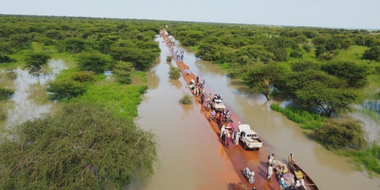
[211, 99, 226, 112]
[238, 124, 263, 150]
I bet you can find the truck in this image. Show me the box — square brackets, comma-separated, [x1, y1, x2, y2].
[238, 124, 263, 150]
[211, 99, 226, 113]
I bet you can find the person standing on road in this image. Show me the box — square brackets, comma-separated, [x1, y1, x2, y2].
[226, 130, 231, 147]
[235, 131, 240, 145]
[267, 164, 273, 180]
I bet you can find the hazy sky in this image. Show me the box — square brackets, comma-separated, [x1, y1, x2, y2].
[0, 0, 379, 29]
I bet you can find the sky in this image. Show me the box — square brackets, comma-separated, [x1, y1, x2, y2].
[0, 0, 379, 29]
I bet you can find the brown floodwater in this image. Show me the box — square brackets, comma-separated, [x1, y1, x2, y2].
[132, 36, 380, 190]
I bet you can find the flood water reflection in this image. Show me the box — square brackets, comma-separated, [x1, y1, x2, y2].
[172, 42, 380, 189]
[4, 59, 67, 129]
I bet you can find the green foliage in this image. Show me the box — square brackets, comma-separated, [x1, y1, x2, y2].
[77, 52, 110, 74]
[242, 63, 288, 101]
[74, 84, 148, 120]
[47, 80, 88, 100]
[10, 33, 31, 50]
[0, 102, 158, 189]
[315, 118, 367, 149]
[166, 56, 172, 62]
[64, 37, 86, 53]
[0, 55, 15, 64]
[270, 104, 326, 129]
[113, 61, 135, 84]
[302, 44, 312, 53]
[0, 87, 14, 100]
[24, 52, 51, 75]
[71, 71, 96, 82]
[342, 143, 380, 175]
[290, 49, 303, 58]
[169, 66, 181, 80]
[291, 61, 320, 72]
[321, 61, 368, 88]
[179, 94, 193, 105]
[363, 46, 380, 61]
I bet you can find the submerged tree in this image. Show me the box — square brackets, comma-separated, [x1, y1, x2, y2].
[0, 103, 158, 189]
[242, 63, 287, 101]
[24, 52, 51, 81]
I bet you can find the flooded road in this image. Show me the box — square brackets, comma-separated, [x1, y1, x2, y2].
[134, 34, 380, 190]
[130, 37, 240, 190]
[1, 59, 67, 129]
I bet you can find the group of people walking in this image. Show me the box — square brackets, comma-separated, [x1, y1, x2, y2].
[175, 50, 184, 61]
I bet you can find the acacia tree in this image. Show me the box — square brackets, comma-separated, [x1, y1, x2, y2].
[0, 103, 158, 189]
[242, 63, 287, 101]
[24, 53, 51, 81]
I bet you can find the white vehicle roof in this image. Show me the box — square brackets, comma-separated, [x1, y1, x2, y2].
[239, 124, 258, 135]
[215, 99, 223, 103]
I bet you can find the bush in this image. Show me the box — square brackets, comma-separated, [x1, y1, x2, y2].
[315, 118, 368, 149]
[342, 144, 380, 175]
[302, 44, 312, 53]
[0, 87, 14, 101]
[47, 80, 88, 100]
[290, 50, 303, 58]
[77, 52, 110, 74]
[71, 71, 95, 82]
[169, 66, 181, 80]
[270, 104, 325, 129]
[179, 94, 193, 105]
[113, 61, 135, 84]
[0, 102, 158, 189]
[0, 55, 15, 64]
[166, 56, 172, 62]
[363, 46, 380, 61]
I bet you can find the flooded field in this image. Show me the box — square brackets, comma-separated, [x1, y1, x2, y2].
[1, 59, 67, 130]
[132, 37, 380, 190]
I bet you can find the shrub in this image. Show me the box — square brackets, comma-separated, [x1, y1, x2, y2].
[0, 55, 15, 64]
[270, 104, 325, 129]
[290, 50, 303, 58]
[169, 66, 181, 80]
[0, 87, 14, 101]
[113, 61, 135, 84]
[179, 94, 193, 105]
[342, 144, 380, 175]
[77, 52, 110, 74]
[166, 56, 172, 62]
[47, 80, 88, 100]
[302, 44, 312, 53]
[315, 118, 368, 149]
[363, 46, 380, 61]
[0, 102, 158, 189]
[71, 71, 95, 82]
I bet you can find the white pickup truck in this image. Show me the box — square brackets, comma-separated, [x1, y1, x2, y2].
[238, 124, 263, 150]
[211, 99, 226, 112]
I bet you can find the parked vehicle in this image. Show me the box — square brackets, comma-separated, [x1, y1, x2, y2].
[210, 99, 226, 112]
[238, 124, 263, 150]
[243, 167, 255, 184]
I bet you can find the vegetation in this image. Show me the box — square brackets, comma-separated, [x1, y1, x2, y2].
[179, 94, 193, 105]
[166, 22, 380, 174]
[0, 15, 163, 186]
[0, 87, 14, 101]
[315, 118, 367, 149]
[270, 104, 326, 129]
[166, 56, 172, 62]
[0, 103, 158, 189]
[113, 61, 135, 84]
[169, 66, 181, 80]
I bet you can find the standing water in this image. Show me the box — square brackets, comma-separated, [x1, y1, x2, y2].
[4, 59, 67, 129]
[173, 42, 380, 190]
[129, 37, 240, 190]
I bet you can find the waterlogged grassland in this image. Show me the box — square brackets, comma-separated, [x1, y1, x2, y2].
[270, 104, 326, 130]
[73, 84, 147, 121]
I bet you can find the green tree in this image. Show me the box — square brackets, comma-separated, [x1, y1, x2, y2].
[295, 81, 356, 116]
[363, 46, 380, 61]
[113, 61, 135, 84]
[64, 37, 86, 53]
[0, 103, 158, 189]
[290, 49, 303, 58]
[24, 53, 51, 80]
[291, 61, 320, 72]
[169, 66, 181, 80]
[321, 61, 368, 88]
[47, 80, 88, 100]
[315, 118, 367, 149]
[77, 52, 110, 74]
[242, 63, 287, 101]
[325, 38, 341, 51]
[99, 36, 119, 54]
[10, 33, 31, 50]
